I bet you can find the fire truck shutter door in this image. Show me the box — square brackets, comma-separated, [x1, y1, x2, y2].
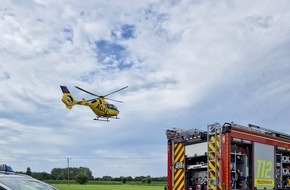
[185, 142, 207, 157]
[253, 142, 275, 189]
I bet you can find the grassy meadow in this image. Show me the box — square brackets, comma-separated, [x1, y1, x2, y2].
[49, 180, 166, 190]
[52, 184, 165, 190]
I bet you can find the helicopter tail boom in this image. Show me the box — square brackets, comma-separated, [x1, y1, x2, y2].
[60, 86, 81, 109]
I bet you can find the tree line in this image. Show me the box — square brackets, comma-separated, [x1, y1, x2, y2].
[23, 167, 166, 184]
[95, 175, 166, 182]
[22, 167, 93, 184]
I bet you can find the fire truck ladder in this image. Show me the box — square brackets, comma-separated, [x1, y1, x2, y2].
[207, 123, 222, 190]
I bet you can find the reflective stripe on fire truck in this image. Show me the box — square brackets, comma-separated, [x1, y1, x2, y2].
[173, 142, 185, 190]
[208, 135, 222, 190]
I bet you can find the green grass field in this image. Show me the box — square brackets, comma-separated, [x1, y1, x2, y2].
[53, 184, 165, 190]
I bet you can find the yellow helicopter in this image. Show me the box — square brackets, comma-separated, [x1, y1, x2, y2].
[60, 85, 128, 121]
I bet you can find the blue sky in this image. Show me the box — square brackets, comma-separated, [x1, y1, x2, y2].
[0, 0, 290, 177]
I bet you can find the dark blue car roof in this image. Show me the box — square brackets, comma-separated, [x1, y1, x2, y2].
[0, 164, 14, 172]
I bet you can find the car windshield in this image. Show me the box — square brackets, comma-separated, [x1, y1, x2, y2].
[0, 176, 57, 190]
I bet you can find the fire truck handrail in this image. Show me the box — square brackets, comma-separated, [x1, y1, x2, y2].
[230, 122, 290, 140]
[166, 127, 207, 142]
[166, 122, 290, 142]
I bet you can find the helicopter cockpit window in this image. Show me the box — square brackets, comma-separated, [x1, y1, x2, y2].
[106, 104, 118, 111]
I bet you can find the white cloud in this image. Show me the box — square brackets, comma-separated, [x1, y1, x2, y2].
[0, 0, 290, 177]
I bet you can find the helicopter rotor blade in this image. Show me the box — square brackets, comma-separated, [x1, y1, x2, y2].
[87, 97, 123, 103]
[87, 98, 98, 102]
[75, 85, 128, 103]
[75, 86, 100, 97]
[104, 97, 123, 103]
[104, 86, 128, 97]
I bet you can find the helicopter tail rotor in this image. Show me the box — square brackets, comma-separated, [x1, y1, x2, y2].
[60, 86, 82, 109]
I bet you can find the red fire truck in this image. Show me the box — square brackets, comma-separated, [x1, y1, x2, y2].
[166, 122, 290, 190]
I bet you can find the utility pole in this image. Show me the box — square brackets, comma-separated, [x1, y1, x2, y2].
[65, 157, 72, 185]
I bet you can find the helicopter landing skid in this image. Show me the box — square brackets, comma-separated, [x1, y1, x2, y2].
[93, 116, 119, 122]
[94, 118, 110, 122]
